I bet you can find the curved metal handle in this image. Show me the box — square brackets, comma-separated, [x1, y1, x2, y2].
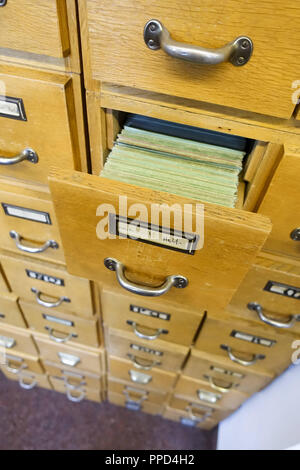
[18, 374, 37, 390]
[31, 288, 70, 308]
[66, 387, 86, 403]
[248, 302, 299, 329]
[47, 327, 75, 344]
[127, 354, 161, 371]
[0, 148, 38, 166]
[104, 258, 188, 297]
[128, 321, 165, 341]
[208, 376, 233, 393]
[144, 20, 253, 66]
[129, 369, 152, 385]
[123, 386, 148, 404]
[186, 404, 212, 423]
[5, 361, 27, 375]
[10, 231, 59, 254]
[222, 345, 265, 367]
[63, 376, 86, 390]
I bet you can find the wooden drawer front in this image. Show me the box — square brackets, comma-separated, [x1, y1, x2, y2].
[83, 0, 300, 118]
[0, 181, 64, 264]
[20, 300, 100, 348]
[0, 0, 70, 59]
[49, 169, 270, 313]
[170, 395, 232, 423]
[0, 292, 27, 328]
[0, 254, 94, 317]
[229, 255, 300, 334]
[108, 391, 163, 415]
[102, 287, 202, 347]
[0, 323, 37, 356]
[258, 151, 300, 259]
[108, 377, 167, 405]
[0, 264, 9, 292]
[34, 334, 103, 375]
[1, 352, 43, 375]
[108, 355, 177, 392]
[1, 368, 52, 391]
[163, 407, 218, 430]
[184, 349, 274, 395]
[50, 375, 102, 403]
[194, 313, 297, 374]
[0, 66, 84, 185]
[174, 375, 248, 410]
[42, 360, 102, 390]
[106, 327, 188, 373]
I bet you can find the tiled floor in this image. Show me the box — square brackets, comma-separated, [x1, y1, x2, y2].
[0, 372, 217, 450]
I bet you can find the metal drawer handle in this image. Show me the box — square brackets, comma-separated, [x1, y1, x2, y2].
[18, 374, 37, 390]
[46, 327, 75, 344]
[0, 335, 16, 349]
[221, 345, 265, 367]
[63, 376, 86, 390]
[129, 369, 152, 385]
[127, 354, 161, 371]
[144, 20, 253, 67]
[9, 231, 59, 254]
[66, 387, 86, 403]
[290, 228, 300, 241]
[104, 258, 188, 297]
[5, 361, 27, 375]
[248, 302, 300, 329]
[186, 404, 213, 423]
[123, 386, 148, 404]
[58, 352, 80, 368]
[31, 288, 71, 308]
[0, 148, 38, 166]
[208, 376, 233, 393]
[128, 320, 165, 341]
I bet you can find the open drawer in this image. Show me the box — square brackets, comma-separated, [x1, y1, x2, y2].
[49, 167, 271, 312]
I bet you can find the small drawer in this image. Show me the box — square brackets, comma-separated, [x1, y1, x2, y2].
[229, 254, 300, 333]
[163, 407, 218, 430]
[0, 179, 64, 264]
[50, 375, 102, 404]
[82, 1, 300, 118]
[0, 323, 37, 356]
[0, 264, 9, 292]
[101, 286, 202, 347]
[49, 168, 270, 313]
[258, 149, 300, 259]
[0, 253, 94, 317]
[106, 326, 189, 373]
[0, 352, 43, 375]
[108, 377, 168, 405]
[20, 300, 100, 348]
[0, 292, 27, 328]
[169, 395, 232, 423]
[183, 349, 274, 395]
[0, 64, 86, 185]
[174, 375, 248, 410]
[1, 367, 52, 391]
[108, 391, 163, 415]
[108, 355, 177, 392]
[34, 333, 103, 375]
[194, 312, 297, 375]
[42, 360, 102, 390]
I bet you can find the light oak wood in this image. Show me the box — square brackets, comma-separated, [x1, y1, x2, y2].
[244, 141, 267, 183]
[101, 286, 203, 346]
[0, 322, 37, 356]
[0, 178, 65, 264]
[174, 375, 248, 410]
[108, 391, 164, 415]
[81, 0, 300, 118]
[0, 292, 27, 329]
[0, 0, 81, 73]
[108, 376, 168, 405]
[42, 360, 103, 390]
[1, 368, 52, 391]
[0, 263, 9, 292]
[0, 252, 94, 317]
[105, 326, 189, 373]
[163, 406, 218, 430]
[169, 395, 232, 422]
[34, 333, 104, 375]
[1, 351, 43, 374]
[20, 300, 100, 348]
[183, 349, 274, 395]
[108, 355, 178, 392]
[194, 311, 298, 375]
[0, 64, 87, 185]
[50, 375, 102, 402]
[229, 254, 300, 334]
[49, 168, 271, 313]
[258, 147, 300, 260]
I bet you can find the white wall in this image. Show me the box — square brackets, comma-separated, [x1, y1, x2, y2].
[217, 364, 300, 450]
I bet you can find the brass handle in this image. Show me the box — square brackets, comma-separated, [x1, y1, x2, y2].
[18, 374, 37, 390]
[0, 148, 38, 166]
[208, 376, 233, 393]
[128, 320, 166, 341]
[46, 327, 75, 344]
[248, 302, 300, 329]
[144, 20, 253, 66]
[222, 345, 265, 367]
[127, 354, 161, 371]
[31, 288, 71, 309]
[10, 231, 59, 254]
[104, 258, 188, 297]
